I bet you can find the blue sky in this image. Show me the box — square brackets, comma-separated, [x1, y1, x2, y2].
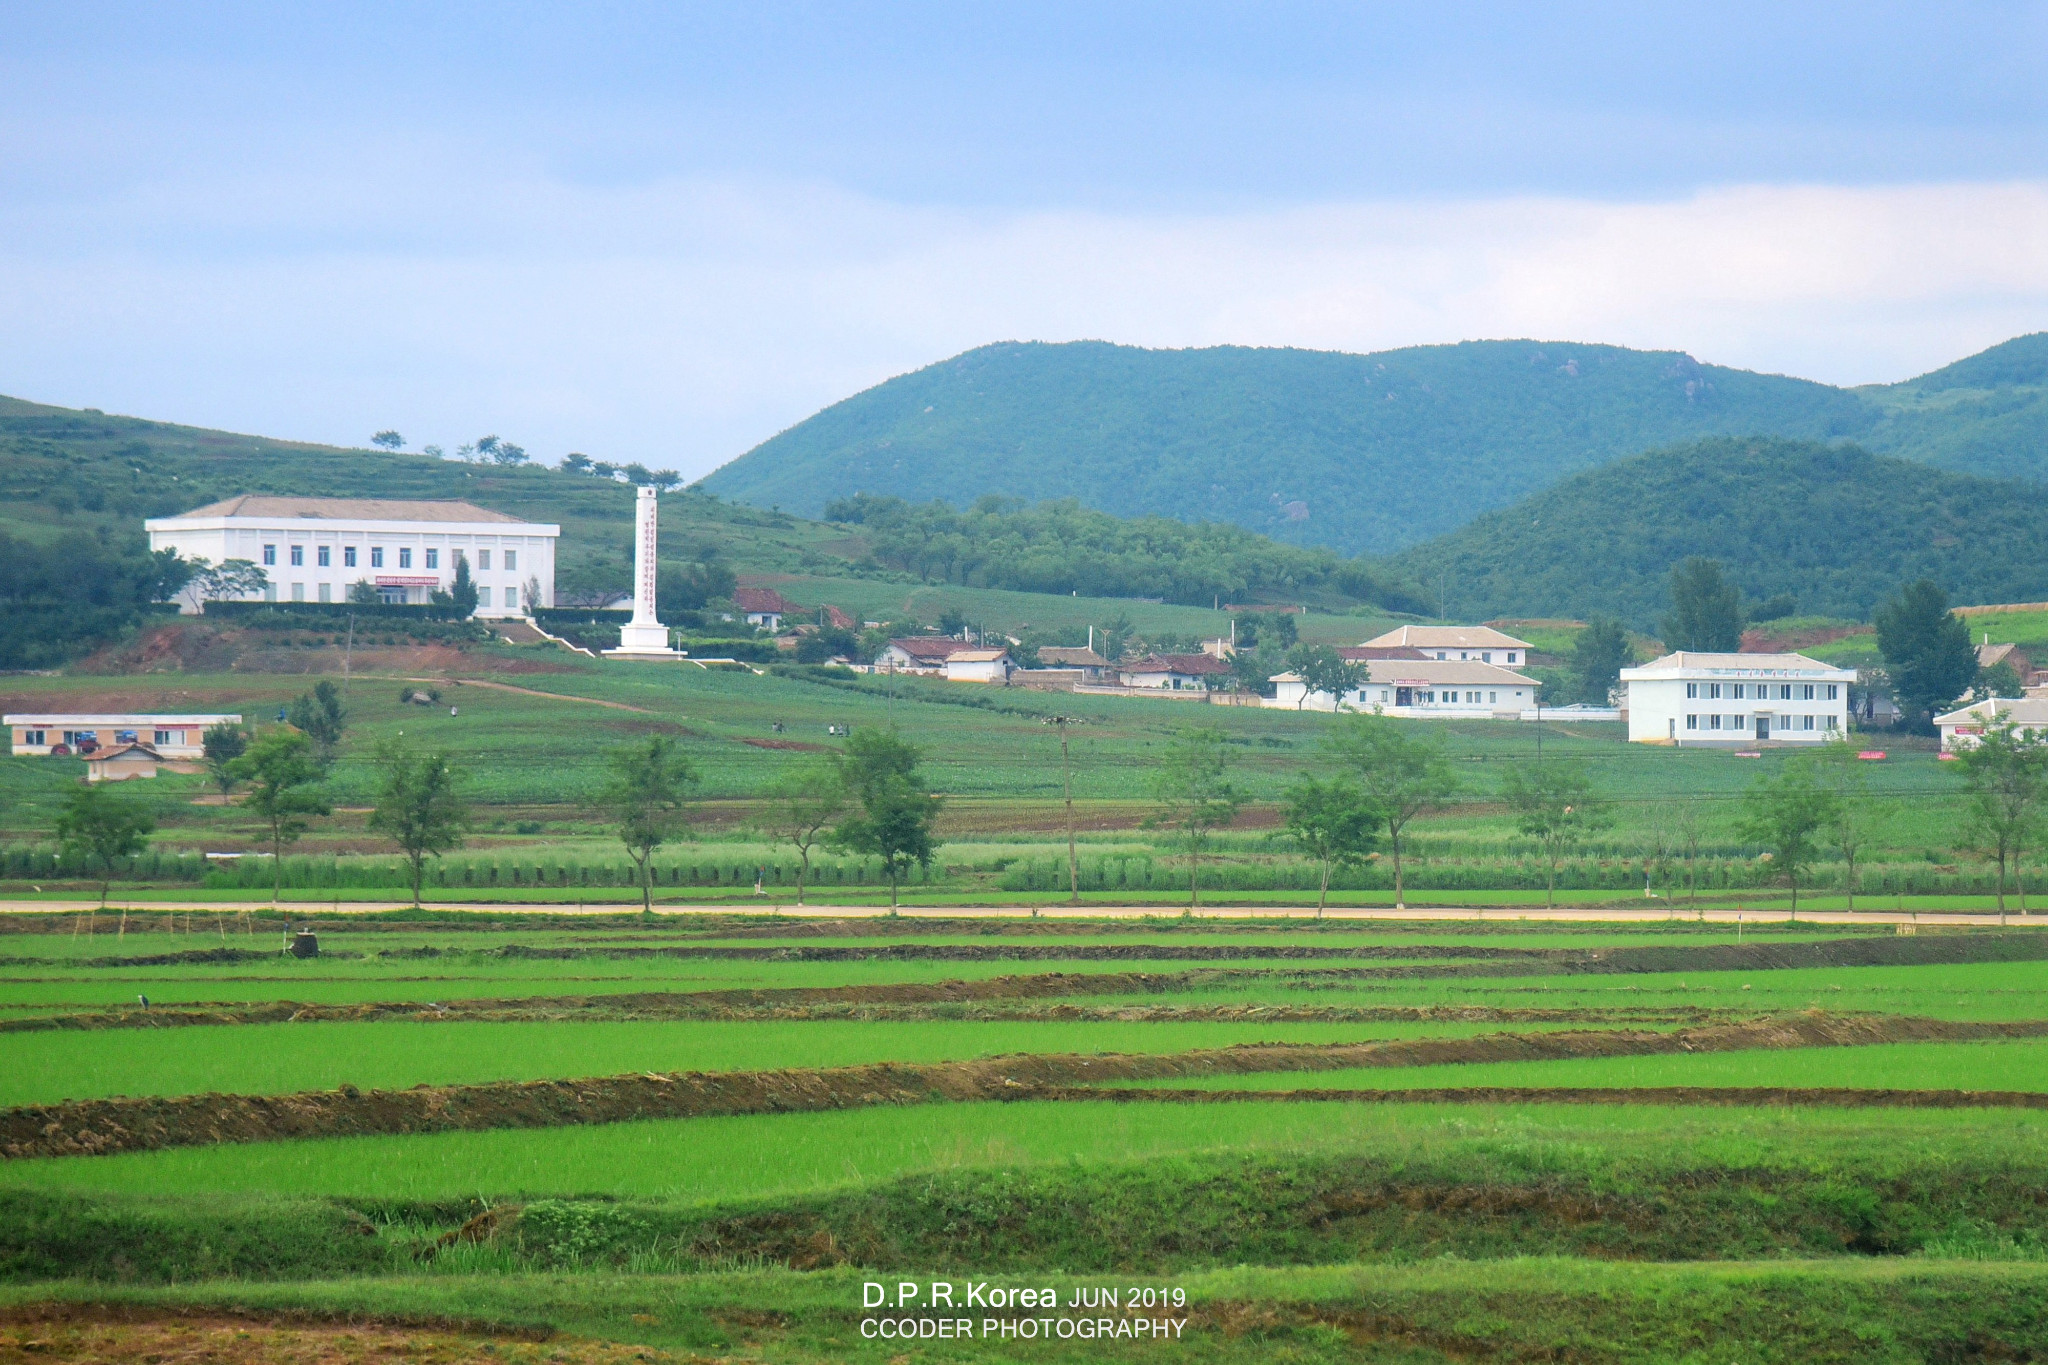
[4, 2, 2046, 476]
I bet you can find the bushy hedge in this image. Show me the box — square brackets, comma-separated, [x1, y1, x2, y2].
[203, 599, 464, 622]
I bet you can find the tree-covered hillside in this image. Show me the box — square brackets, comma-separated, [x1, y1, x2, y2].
[700, 334, 2048, 556]
[698, 338, 1877, 554]
[824, 493, 1423, 611]
[1388, 438, 2048, 626]
[0, 394, 857, 599]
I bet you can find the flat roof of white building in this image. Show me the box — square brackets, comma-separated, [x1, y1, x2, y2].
[6, 713, 241, 726]
[160, 495, 531, 524]
[1361, 625, 1533, 651]
[1621, 651, 1855, 679]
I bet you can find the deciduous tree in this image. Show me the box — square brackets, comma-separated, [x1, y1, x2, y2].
[287, 680, 347, 762]
[594, 736, 698, 913]
[1326, 716, 1458, 908]
[1955, 721, 2048, 917]
[1500, 760, 1613, 908]
[757, 758, 847, 906]
[1144, 727, 1240, 909]
[1283, 775, 1382, 915]
[1284, 643, 1363, 710]
[201, 720, 248, 796]
[1737, 756, 1839, 916]
[54, 782, 154, 908]
[227, 729, 330, 902]
[367, 740, 469, 908]
[832, 729, 941, 910]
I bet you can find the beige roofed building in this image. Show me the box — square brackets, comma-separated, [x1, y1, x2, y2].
[943, 648, 1014, 683]
[1360, 625, 1532, 666]
[146, 496, 557, 618]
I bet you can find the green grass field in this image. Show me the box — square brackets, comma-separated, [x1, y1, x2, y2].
[5, 898, 2047, 1360]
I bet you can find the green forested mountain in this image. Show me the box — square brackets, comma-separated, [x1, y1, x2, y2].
[1388, 438, 2048, 625]
[700, 334, 2048, 556]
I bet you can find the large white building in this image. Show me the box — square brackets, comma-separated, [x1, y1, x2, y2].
[146, 496, 558, 619]
[1621, 652, 1854, 746]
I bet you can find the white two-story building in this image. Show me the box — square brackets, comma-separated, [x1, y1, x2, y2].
[1270, 658, 1538, 716]
[1621, 652, 1854, 746]
[146, 496, 558, 619]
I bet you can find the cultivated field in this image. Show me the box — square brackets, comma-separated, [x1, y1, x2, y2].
[6, 909, 2048, 1361]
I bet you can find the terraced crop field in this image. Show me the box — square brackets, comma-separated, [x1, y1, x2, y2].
[6, 909, 2048, 1362]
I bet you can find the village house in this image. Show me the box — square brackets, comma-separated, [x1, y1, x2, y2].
[1360, 625, 1533, 667]
[733, 587, 799, 631]
[943, 649, 1014, 684]
[146, 496, 556, 617]
[1934, 695, 2048, 752]
[1118, 653, 1233, 690]
[85, 743, 172, 782]
[1270, 658, 1536, 715]
[1621, 652, 1854, 746]
[873, 637, 970, 673]
[8, 713, 241, 758]
[1033, 646, 1111, 681]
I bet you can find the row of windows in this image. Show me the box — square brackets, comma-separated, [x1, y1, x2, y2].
[1435, 650, 1521, 665]
[1685, 681, 1837, 701]
[20, 728, 188, 746]
[1685, 714, 1837, 732]
[261, 545, 516, 571]
[284, 583, 521, 607]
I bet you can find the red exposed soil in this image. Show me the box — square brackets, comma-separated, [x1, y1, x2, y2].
[0, 1305, 641, 1364]
[740, 737, 833, 752]
[5, 1013, 2042, 1161]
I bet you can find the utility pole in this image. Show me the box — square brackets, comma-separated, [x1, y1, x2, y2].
[1044, 715, 1081, 906]
[342, 612, 355, 700]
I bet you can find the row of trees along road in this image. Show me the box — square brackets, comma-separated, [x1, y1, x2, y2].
[1146, 717, 1586, 915]
[598, 728, 945, 912]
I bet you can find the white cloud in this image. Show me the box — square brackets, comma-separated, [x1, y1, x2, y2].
[1, 177, 2044, 478]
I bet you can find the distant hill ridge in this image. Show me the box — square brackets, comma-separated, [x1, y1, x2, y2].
[1389, 437, 2048, 625]
[700, 334, 2048, 556]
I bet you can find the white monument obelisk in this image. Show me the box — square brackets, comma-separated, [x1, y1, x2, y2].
[605, 485, 682, 658]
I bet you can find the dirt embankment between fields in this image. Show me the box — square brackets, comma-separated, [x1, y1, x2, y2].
[1049, 1084, 2048, 1111]
[8, 1013, 2047, 1161]
[404, 932, 2048, 968]
[16, 926, 2042, 973]
[10, 930, 2042, 1034]
[1, 990, 1745, 1032]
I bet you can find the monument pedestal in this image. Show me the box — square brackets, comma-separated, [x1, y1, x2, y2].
[605, 620, 682, 659]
